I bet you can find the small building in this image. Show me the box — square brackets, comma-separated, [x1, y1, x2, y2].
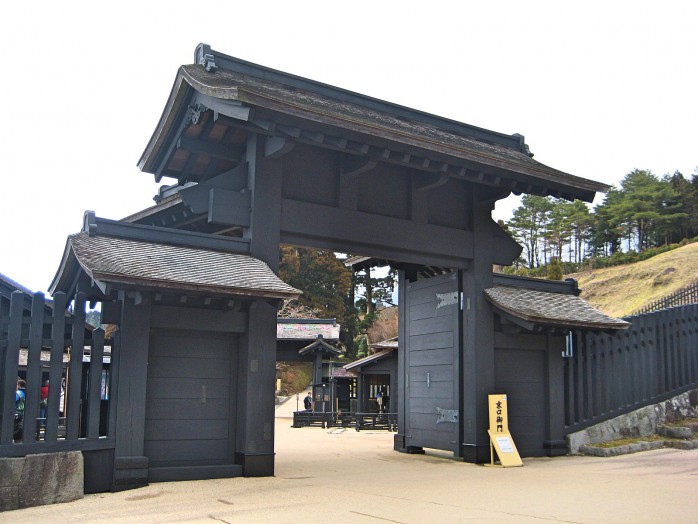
[50, 213, 301, 486]
[344, 338, 397, 414]
[276, 318, 343, 387]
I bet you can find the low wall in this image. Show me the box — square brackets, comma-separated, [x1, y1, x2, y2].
[567, 388, 698, 454]
[0, 451, 83, 512]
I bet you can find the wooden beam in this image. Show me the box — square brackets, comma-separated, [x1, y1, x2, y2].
[277, 125, 302, 138]
[83, 212, 251, 255]
[208, 187, 252, 227]
[300, 130, 325, 144]
[414, 173, 449, 192]
[280, 198, 473, 268]
[177, 136, 241, 162]
[341, 155, 376, 178]
[325, 136, 348, 149]
[264, 136, 295, 159]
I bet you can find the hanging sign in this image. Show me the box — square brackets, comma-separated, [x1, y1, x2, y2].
[486, 394, 523, 467]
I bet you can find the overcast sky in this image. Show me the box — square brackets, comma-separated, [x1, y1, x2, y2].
[1, 1, 696, 295]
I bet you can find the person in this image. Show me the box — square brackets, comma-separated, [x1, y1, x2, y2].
[304, 391, 312, 411]
[14, 378, 26, 440]
[376, 390, 383, 412]
[40, 379, 49, 426]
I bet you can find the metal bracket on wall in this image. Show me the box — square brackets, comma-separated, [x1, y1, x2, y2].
[436, 407, 458, 424]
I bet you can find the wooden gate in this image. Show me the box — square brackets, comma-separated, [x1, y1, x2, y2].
[404, 272, 460, 453]
[494, 347, 547, 456]
[145, 329, 241, 482]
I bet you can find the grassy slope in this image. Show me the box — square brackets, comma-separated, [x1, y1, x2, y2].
[566, 242, 698, 317]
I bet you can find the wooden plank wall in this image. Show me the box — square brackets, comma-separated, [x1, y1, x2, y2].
[564, 304, 698, 432]
[0, 290, 116, 457]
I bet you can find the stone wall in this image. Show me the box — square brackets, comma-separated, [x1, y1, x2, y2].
[567, 388, 698, 454]
[0, 451, 83, 512]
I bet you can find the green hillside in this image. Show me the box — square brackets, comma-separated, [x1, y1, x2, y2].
[567, 242, 698, 318]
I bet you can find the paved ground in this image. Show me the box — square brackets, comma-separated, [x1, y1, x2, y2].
[5, 392, 697, 523]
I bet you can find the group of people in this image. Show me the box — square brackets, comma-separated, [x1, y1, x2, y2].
[13, 377, 50, 440]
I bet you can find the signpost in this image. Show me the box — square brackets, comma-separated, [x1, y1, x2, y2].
[486, 394, 523, 467]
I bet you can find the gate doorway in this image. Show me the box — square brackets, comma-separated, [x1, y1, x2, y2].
[403, 272, 460, 454]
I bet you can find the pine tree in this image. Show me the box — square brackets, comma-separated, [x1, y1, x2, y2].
[279, 245, 352, 332]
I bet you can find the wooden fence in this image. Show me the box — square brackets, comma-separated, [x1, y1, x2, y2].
[4, 289, 698, 459]
[0, 291, 117, 458]
[634, 281, 698, 315]
[564, 304, 698, 433]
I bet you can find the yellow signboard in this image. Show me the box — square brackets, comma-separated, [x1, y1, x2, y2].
[486, 394, 523, 467]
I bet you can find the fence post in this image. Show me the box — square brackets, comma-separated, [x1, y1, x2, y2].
[66, 293, 86, 440]
[45, 292, 67, 442]
[1, 292, 24, 444]
[86, 328, 105, 438]
[23, 293, 46, 444]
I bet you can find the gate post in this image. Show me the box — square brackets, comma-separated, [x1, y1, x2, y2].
[112, 294, 152, 490]
[234, 136, 282, 476]
[394, 270, 408, 451]
[460, 191, 497, 463]
[235, 301, 278, 475]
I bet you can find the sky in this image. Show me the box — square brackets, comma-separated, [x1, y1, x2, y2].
[1, 1, 696, 295]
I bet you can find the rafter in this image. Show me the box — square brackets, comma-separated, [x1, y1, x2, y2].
[177, 136, 241, 162]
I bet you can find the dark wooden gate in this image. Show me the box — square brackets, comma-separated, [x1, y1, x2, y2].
[494, 347, 547, 456]
[404, 272, 460, 452]
[145, 329, 241, 482]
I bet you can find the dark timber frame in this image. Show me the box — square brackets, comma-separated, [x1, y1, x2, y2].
[130, 43, 614, 470]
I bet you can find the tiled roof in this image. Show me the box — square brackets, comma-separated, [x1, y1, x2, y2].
[0, 273, 35, 296]
[330, 366, 355, 379]
[485, 286, 630, 331]
[1, 273, 55, 311]
[56, 232, 301, 300]
[179, 65, 608, 198]
[175, 65, 608, 199]
[298, 335, 342, 356]
[344, 348, 395, 371]
[370, 337, 398, 351]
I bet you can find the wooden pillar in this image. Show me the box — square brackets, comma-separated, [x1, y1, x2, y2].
[234, 135, 282, 476]
[356, 372, 364, 412]
[545, 334, 567, 455]
[313, 351, 323, 387]
[460, 188, 497, 463]
[389, 360, 398, 415]
[235, 301, 277, 476]
[112, 293, 152, 490]
[394, 270, 408, 451]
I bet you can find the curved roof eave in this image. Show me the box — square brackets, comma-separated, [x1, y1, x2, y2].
[138, 54, 609, 202]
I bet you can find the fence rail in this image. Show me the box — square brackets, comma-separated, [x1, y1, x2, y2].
[0, 290, 116, 456]
[633, 281, 698, 315]
[564, 304, 698, 433]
